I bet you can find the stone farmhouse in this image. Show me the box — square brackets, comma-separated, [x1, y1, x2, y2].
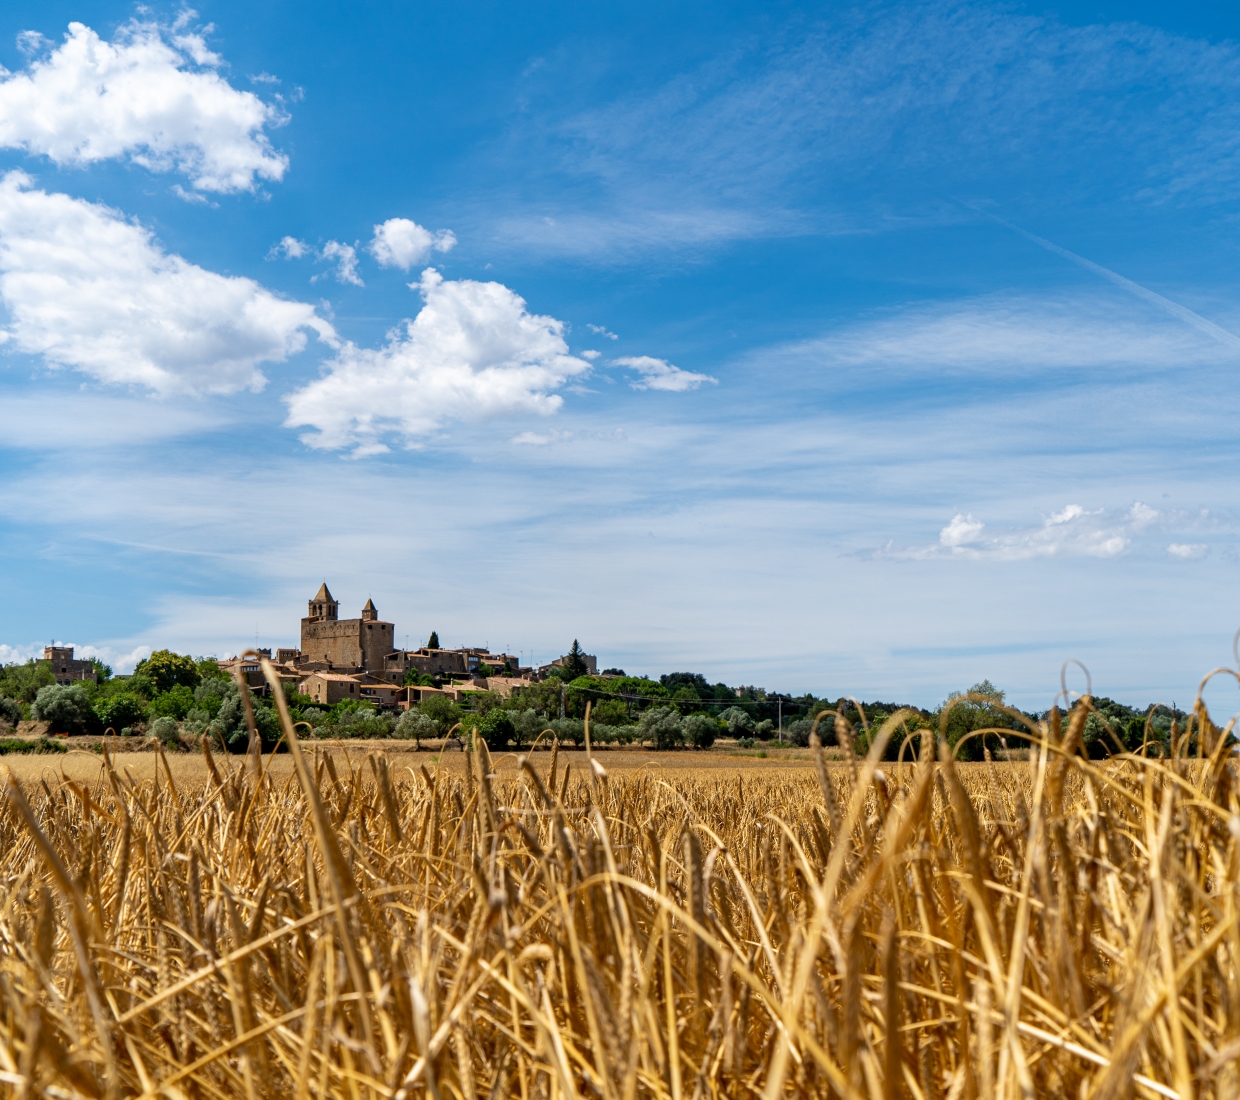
[221, 583, 576, 712]
[43, 646, 98, 685]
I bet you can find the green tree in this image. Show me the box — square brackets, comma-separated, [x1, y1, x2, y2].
[476, 709, 515, 752]
[718, 706, 755, 736]
[427, 631, 440, 649]
[395, 709, 437, 746]
[0, 660, 55, 704]
[148, 685, 196, 721]
[90, 657, 113, 681]
[639, 706, 683, 750]
[197, 657, 228, 682]
[419, 694, 461, 737]
[510, 680, 564, 718]
[938, 680, 1014, 761]
[682, 713, 719, 750]
[95, 692, 145, 733]
[560, 640, 589, 681]
[31, 684, 97, 735]
[136, 650, 202, 694]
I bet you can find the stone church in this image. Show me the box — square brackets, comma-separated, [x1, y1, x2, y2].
[300, 584, 394, 673]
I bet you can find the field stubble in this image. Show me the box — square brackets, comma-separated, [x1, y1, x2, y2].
[0, 659, 1238, 1099]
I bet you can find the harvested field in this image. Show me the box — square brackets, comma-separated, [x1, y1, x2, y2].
[0, 667, 1237, 1099]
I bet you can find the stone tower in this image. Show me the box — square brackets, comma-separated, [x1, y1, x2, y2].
[307, 583, 339, 623]
[300, 584, 394, 672]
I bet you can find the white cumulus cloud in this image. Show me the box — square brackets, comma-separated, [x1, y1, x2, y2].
[369, 218, 456, 270]
[317, 240, 363, 286]
[1167, 543, 1208, 559]
[0, 172, 335, 394]
[616, 355, 718, 392]
[0, 20, 288, 193]
[285, 268, 592, 454]
[939, 513, 984, 547]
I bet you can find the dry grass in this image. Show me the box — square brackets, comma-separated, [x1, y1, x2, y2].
[0, 660, 1238, 1099]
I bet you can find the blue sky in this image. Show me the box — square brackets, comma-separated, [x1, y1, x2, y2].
[2, 0, 1240, 711]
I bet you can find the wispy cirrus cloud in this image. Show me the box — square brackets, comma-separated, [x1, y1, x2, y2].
[879, 502, 1165, 561]
[488, 2, 1240, 256]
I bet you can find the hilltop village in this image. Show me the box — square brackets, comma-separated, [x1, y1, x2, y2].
[222, 583, 597, 711]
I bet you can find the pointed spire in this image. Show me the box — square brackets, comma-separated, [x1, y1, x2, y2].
[314, 582, 334, 602]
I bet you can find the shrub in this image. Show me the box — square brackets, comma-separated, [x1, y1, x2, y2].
[149, 716, 180, 746]
[0, 696, 20, 728]
[754, 719, 774, 740]
[639, 707, 683, 750]
[682, 713, 719, 750]
[193, 677, 237, 718]
[736, 736, 755, 749]
[323, 706, 394, 740]
[95, 691, 146, 733]
[0, 737, 66, 755]
[31, 684, 97, 735]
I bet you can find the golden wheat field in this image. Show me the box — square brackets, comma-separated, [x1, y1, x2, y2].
[1, 664, 1239, 1099]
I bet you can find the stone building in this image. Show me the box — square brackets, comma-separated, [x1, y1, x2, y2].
[42, 646, 97, 685]
[299, 584, 394, 672]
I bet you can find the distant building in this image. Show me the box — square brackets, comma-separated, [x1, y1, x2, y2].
[537, 651, 598, 677]
[43, 646, 97, 685]
[299, 584, 394, 673]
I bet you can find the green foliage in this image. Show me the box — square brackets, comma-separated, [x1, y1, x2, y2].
[639, 706, 682, 750]
[319, 705, 394, 740]
[475, 709, 515, 752]
[754, 719, 774, 739]
[197, 657, 228, 681]
[94, 692, 145, 733]
[427, 631, 440, 649]
[548, 718, 584, 746]
[149, 716, 180, 746]
[508, 708, 545, 748]
[937, 680, 1015, 761]
[590, 698, 630, 725]
[395, 709, 437, 743]
[0, 697, 20, 727]
[682, 713, 719, 750]
[31, 684, 98, 735]
[90, 657, 113, 681]
[135, 650, 202, 694]
[0, 737, 66, 755]
[0, 660, 55, 704]
[509, 680, 563, 718]
[148, 684, 196, 721]
[193, 677, 235, 718]
[718, 706, 755, 736]
[736, 736, 755, 749]
[560, 640, 590, 682]
[465, 691, 505, 717]
[785, 718, 814, 747]
[418, 694, 462, 736]
[476, 663, 496, 678]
